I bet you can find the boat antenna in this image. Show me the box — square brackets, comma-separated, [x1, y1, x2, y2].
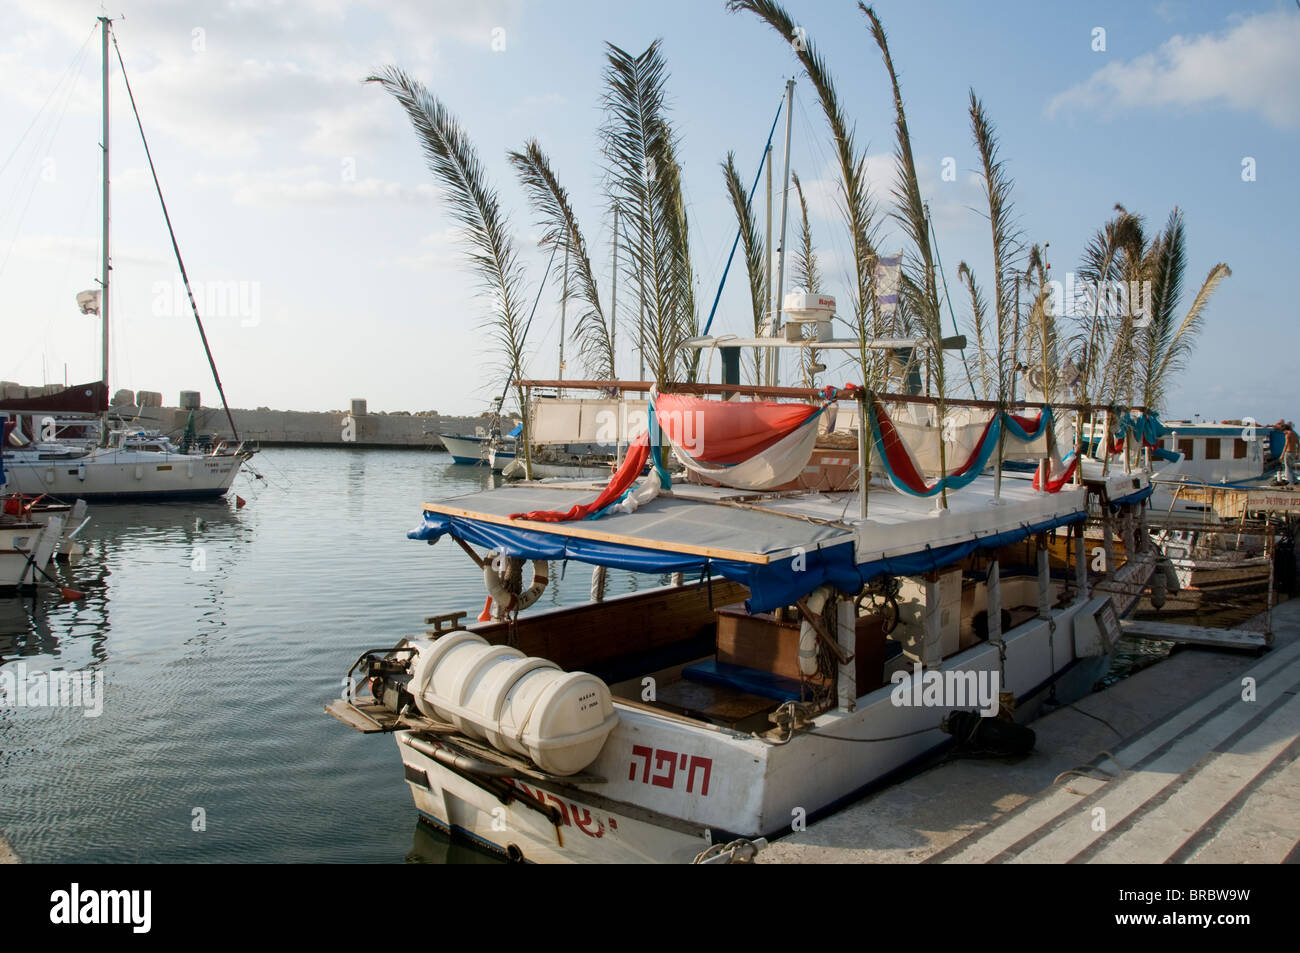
[702, 91, 786, 337]
[110, 32, 241, 443]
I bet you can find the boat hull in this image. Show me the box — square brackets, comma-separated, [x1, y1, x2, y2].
[439, 434, 515, 468]
[0, 516, 65, 593]
[2, 449, 243, 502]
[393, 594, 1117, 863]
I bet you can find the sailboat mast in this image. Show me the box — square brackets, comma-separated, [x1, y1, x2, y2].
[764, 146, 772, 383]
[99, 16, 111, 404]
[770, 78, 795, 388]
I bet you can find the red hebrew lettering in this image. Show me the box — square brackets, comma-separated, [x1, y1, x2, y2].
[629, 744, 653, 783]
[571, 804, 605, 838]
[651, 748, 678, 788]
[686, 756, 712, 796]
[544, 793, 571, 826]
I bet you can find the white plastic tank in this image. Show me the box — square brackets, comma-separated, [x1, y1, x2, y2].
[407, 632, 618, 776]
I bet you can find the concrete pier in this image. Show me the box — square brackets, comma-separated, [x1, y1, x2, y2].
[763, 599, 1300, 864]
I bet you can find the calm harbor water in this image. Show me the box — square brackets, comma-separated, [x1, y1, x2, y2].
[0, 447, 655, 863]
[1, 447, 1270, 862]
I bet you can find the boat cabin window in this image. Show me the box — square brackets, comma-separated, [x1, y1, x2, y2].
[1178, 438, 1195, 460]
[1234, 438, 1248, 459]
[1204, 438, 1221, 460]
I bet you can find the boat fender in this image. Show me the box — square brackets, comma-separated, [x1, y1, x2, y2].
[1149, 560, 1168, 610]
[483, 550, 549, 618]
[799, 585, 834, 676]
[941, 710, 1035, 756]
[1158, 556, 1181, 593]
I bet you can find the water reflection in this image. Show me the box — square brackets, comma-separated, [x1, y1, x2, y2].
[0, 448, 654, 863]
[406, 818, 504, 865]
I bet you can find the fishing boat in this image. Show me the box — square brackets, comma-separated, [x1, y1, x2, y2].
[1086, 416, 1293, 616]
[328, 380, 1157, 864]
[0, 18, 254, 503]
[0, 429, 70, 593]
[0, 515, 66, 594]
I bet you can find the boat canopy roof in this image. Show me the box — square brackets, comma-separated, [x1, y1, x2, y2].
[410, 477, 1090, 613]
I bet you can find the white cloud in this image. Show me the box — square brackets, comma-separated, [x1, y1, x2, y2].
[192, 166, 436, 207]
[1047, 11, 1300, 129]
[1, 0, 526, 162]
[6, 234, 169, 268]
[394, 227, 468, 272]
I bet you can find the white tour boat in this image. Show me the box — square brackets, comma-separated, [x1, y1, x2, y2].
[329, 383, 1157, 863]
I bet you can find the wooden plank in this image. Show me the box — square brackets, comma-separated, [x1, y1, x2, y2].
[423, 502, 775, 564]
[1120, 619, 1267, 650]
[324, 699, 397, 733]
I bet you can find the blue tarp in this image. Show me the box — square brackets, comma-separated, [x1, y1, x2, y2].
[409, 508, 1087, 614]
[507, 422, 523, 438]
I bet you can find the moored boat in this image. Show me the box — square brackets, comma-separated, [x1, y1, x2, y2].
[438, 432, 515, 468]
[329, 387, 1158, 863]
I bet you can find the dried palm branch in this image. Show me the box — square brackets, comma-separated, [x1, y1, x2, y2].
[508, 139, 615, 379]
[792, 170, 823, 385]
[601, 40, 692, 387]
[727, 0, 881, 388]
[366, 66, 533, 472]
[791, 171, 821, 294]
[958, 261, 993, 400]
[724, 151, 768, 384]
[968, 90, 1022, 401]
[1141, 209, 1229, 409]
[862, 4, 951, 501]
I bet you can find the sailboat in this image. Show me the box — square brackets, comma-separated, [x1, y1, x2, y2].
[0, 17, 253, 503]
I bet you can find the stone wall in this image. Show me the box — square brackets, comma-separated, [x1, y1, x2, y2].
[119, 404, 512, 449]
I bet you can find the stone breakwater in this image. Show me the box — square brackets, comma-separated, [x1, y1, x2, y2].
[110, 403, 509, 449]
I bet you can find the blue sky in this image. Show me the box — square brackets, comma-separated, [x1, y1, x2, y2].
[1, 0, 1296, 419]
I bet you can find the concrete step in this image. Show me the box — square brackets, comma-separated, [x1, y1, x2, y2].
[1004, 671, 1300, 863]
[1183, 745, 1300, 864]
[936, 635, 1300, 864]
[1083, 691, 1300, 863]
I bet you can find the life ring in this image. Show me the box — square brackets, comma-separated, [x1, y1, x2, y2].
[798, 585, 834, 676]
[483, 550, 549, 619]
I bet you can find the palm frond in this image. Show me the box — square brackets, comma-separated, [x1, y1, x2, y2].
[958, 261, 993, 400]
[366, 67, 532, 453]
[601, 40, 691, 386]
[968, 90, 1022, 401]
[724, 151, 767, 384]
[727, 0, 880, 386]
[792, 170, 823, 386]
[507, 139, 615, 379]
[862, 6, 945, 402]
[791, 171, 821, 294]
[1151, 262, 1230, 410]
